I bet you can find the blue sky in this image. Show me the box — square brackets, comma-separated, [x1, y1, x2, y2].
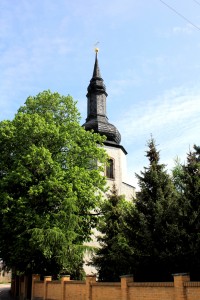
[1, 0, 200, 189]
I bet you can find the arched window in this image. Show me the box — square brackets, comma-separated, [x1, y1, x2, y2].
[106, 158, 114, 179]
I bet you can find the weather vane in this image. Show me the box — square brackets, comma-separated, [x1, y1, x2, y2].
[94, 42, 99, 53]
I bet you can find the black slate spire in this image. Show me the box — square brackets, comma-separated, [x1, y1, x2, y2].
[92, 52, 101, 78]
[87, 51, 107, 97]
[83, 50, 121, 145]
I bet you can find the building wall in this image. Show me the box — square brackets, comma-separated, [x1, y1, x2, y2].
[0, 261, 11, 283]
[104, 144, 135, 200]
[0, 274, 11, 283]
[83, 229, 99, 275]
[83, 144, 135, 275]
[23, 273, 200, 300]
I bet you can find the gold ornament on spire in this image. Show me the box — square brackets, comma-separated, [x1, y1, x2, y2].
[94, 41, 99, 53]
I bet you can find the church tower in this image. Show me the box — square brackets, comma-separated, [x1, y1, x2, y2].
[83, 50, 135, 200]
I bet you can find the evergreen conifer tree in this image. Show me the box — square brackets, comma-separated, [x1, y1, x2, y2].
[126, 138, 180, 281]
[92, 184, 132, 281]
[176, 145, 200, 279]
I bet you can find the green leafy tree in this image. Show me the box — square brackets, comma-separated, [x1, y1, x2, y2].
[126, 138, 180, 281]
[92, 184, 132, 281]
[0, 90, 107, 278]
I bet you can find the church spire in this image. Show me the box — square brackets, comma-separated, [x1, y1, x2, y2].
[92, 49, 101, 78]
[83, 50, 121, 145]
[87, 49, 107, 97]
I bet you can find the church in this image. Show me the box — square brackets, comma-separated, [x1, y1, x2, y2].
[83, 49, 135, 201]
[83, 50, 136, 274]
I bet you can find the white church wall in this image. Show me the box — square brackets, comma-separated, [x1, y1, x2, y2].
[104, 145, 135, 200]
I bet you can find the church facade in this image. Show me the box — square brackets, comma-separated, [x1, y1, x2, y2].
[83, 50, 135, 201]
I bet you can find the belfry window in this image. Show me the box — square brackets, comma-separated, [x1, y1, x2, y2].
[106, 158, 114, 179]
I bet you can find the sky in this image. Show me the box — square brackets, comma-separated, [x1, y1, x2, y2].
[0, 0, 200, 189]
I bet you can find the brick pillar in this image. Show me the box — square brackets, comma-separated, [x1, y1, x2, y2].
[86, 275, 96, 300]
[61, 275, 70, 300]
[31, 274, 40, 300]
[173, 273, 190, 300]
[43, 276, 52, 300]
[120, 275, 134, 300]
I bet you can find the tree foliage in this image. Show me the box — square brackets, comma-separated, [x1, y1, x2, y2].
[91, 184, 132, 281]
[172, 145, 200, 280]
[126, 138, 180, 281]
[89, 137, 200, 282]
[172, 157, 185, 193]
[0, 90, 107, 277]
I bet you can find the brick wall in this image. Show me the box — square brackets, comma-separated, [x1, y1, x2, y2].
[13, 273, 200, 300]
[184, 282, 200, 300]
[128, 282, 174, 300]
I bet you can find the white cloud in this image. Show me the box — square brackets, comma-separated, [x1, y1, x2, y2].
[119, 85, 200, 144]
[116, 85, 200, 189]
[172, 23, 195, 35]
[155, 23, 197, 38]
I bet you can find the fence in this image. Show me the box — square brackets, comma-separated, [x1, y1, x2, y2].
[12, 272, 200, 300]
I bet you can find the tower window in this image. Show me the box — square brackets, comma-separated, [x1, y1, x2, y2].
[106, 158, 114, 179]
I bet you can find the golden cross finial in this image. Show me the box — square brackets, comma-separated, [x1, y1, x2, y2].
[94, 42, 99, 53]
